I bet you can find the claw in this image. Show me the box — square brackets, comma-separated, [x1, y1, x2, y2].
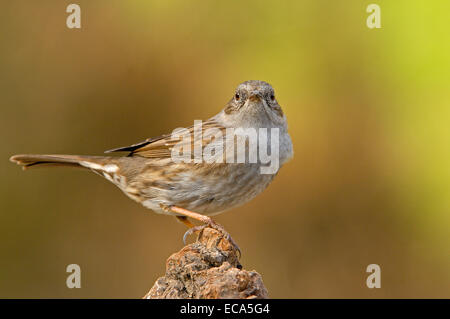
[183, 225, 205, 245]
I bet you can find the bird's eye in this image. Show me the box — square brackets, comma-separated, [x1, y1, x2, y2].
[235, 93, 240, 101]
[270, 94, 275, 101]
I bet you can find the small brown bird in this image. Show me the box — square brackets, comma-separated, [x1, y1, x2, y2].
[10, 80, 293, 248]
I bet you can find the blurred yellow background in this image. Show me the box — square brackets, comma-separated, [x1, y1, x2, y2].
[1, 0, 449, 298]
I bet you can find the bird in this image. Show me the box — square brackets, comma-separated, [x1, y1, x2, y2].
[10, 80, 293, 251]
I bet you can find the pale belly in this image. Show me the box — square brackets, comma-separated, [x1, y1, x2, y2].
[134, 163, 275, 216]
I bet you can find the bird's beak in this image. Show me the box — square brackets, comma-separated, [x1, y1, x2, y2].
[248, 92, 262, 102]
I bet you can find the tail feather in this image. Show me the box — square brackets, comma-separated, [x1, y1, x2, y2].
[9, 154, 111, 170]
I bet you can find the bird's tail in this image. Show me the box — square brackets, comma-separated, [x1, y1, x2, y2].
[9, 154, 114, 171]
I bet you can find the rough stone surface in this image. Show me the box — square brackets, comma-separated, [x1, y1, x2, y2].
[144, 227, 268, 299]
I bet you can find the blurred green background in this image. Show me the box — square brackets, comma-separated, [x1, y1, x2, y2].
[1, 0, 449, 298]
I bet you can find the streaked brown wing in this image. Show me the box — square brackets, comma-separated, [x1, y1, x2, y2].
[104, 135, 168, 154]
[105, 120, 226, 159]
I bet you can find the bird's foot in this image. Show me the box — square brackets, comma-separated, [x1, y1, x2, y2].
[166, 205, 241, 258]
[182, 225, 205, 244]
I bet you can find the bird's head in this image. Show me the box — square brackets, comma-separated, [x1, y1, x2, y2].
[221, 80, 285, 128]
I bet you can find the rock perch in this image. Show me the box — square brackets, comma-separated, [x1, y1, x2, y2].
[144, 227, 268, 299]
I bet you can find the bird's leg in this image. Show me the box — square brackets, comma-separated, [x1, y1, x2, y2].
[169, 206, 213, 224]
[175, 216, 195, 228]
[168, 205, 240, 257]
